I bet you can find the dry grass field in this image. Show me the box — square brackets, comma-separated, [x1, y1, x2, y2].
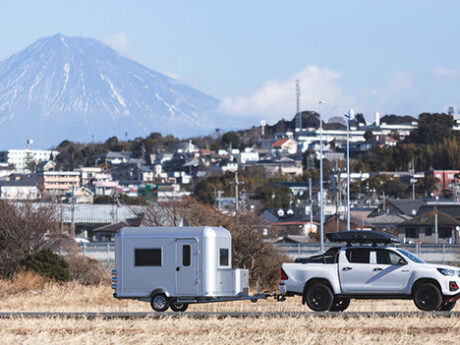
[0, 272, 459, 344]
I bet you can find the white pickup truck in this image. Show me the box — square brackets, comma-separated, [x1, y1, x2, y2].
[279, 231, 460, 312]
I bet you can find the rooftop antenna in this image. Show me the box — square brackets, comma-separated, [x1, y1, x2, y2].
[295, 80, 302, 131]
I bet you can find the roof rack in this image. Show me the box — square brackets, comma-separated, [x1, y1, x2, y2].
[326, 230, 400, 247]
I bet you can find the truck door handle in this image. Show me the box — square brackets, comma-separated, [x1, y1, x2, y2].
[373, 267, 383, 271]
[176, 267, 180, 271]
[342, 267, 352, 271]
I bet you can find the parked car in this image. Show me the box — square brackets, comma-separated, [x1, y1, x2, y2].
[279, 231, 460, 311]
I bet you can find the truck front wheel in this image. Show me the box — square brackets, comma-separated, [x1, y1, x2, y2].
[413, 283, 442, 311]
[150, 293, 170, 312]
[305, 283, 334, 312]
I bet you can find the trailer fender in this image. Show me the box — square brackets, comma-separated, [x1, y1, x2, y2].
[150, 288, 170, 298]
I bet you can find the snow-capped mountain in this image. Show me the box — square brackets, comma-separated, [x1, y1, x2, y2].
[0, 34, 219, 149]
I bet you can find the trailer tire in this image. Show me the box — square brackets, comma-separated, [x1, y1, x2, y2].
[150, 293, 169, 312]
[413, 282, 442, 311]
[170, 302, 189, 312]
[329, 297, 350, 312]
[305, 283, 334, 312]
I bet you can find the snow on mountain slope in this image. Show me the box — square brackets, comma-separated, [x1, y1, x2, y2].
[0, 34, 219, 148]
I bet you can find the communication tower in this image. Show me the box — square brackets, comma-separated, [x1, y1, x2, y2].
[295, 80, 302, 131]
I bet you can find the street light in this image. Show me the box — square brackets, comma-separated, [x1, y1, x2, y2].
[345, 108, 355, 231]
[319, 100, 325, 252]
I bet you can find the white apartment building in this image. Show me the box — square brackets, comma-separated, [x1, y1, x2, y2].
[0, 149, 59, 170]
[75, 167, 112, 186]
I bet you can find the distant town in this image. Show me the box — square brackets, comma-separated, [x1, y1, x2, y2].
[1, 107, 460, 246]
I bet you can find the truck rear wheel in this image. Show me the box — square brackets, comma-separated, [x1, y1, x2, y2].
[439, 301, 456, 311]
[150, 293, 169, 312]
[329, 297, 350, 312]
[413, 283, 442, 311]
[305, 283, 334, 312]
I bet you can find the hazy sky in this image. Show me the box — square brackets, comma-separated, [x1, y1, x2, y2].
[1, 0, 459, 126]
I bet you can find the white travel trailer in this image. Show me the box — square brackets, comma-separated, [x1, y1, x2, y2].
[112, 226, 267, 312]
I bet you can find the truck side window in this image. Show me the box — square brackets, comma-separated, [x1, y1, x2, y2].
[219, 248, 229, 267]
[135, 248, 162, 266]
[376, 249, 404, 265]
[345, 248, 370, 264]
[183, 245, 191, 266]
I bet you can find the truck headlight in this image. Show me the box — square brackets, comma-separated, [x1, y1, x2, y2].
[438, 268, 456, 276]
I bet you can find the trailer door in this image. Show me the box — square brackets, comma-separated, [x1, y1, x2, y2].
[175, 239, 199, 296]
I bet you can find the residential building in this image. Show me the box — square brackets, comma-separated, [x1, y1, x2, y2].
[36, 160, 56, 172]
[0, 149, 59, 170]
[237, 148, 259, 164]
[397, 210, 460, 244]
[427, 170, 460, 195]
[37, 171, 80, 196]
[111, 163, 143, 185]
[271, 138, 298, 155]
[75, 167, 112, 186]
[93, 181, 122, 196]
[67, 186, 94, 204]
[0, 179, 39, 200]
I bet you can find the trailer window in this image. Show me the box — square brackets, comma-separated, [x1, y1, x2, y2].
[135, 248, 162, 266]
[182, 245, 191, 266]
[219, 248, 229, 267]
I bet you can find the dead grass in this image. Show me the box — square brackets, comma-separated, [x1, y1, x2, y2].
[0, 315, 458, 345]
[0, 280, 459, 344]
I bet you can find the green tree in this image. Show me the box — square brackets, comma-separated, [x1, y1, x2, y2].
[410, 113, 455, 145]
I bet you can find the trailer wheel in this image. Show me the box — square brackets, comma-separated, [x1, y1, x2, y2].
[305, 283, 334, 312]
[329, 297, 350, 312]
[170, 302, 189, 312]
[413, 283, 442, 311]
[439, 301, 456, 311]
[150, 293, 169, 312]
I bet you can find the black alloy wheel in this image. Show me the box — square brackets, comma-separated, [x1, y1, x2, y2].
[170, 302, 189, 312]
[305, 283, 334, 312]
[329, 297, 351, 312]
[413, 283, 442, 311]
[438, 301, 456, 311]
[150, 293, 170, 312]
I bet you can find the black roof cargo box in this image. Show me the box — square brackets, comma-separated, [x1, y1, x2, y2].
[326, 230, 400, 245]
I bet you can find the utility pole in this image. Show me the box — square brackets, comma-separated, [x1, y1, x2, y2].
[319, 100, 325, 252]
[230, 172, 244, 213]
[345, 109, 354, 231]
[434, 207, 439, 244]
[307, 153, 314, 237]
[70, 186, 75, 236]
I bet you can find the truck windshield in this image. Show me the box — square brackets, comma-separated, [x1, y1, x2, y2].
[397, 249, 425, 263]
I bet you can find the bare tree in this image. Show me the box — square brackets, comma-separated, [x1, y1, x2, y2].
[0, 201, 59, 278]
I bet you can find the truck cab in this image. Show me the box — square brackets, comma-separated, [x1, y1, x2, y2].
[280, 231, 460, 312]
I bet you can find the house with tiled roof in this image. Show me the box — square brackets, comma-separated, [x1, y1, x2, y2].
[271, 138, 298, 155]
[397, 210, 460, 244]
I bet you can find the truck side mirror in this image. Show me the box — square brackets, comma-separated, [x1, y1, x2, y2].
[398, 258, 407, 265]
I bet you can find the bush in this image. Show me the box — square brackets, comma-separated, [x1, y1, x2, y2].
[20, 249, 70, 282]
[65, 254, 110, 285]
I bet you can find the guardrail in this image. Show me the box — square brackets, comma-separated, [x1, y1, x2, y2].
[78, 242, 460, 265]
[273, 243, 460, 264]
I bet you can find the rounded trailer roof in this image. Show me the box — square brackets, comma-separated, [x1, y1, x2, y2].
[117, 226, 231, 239]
